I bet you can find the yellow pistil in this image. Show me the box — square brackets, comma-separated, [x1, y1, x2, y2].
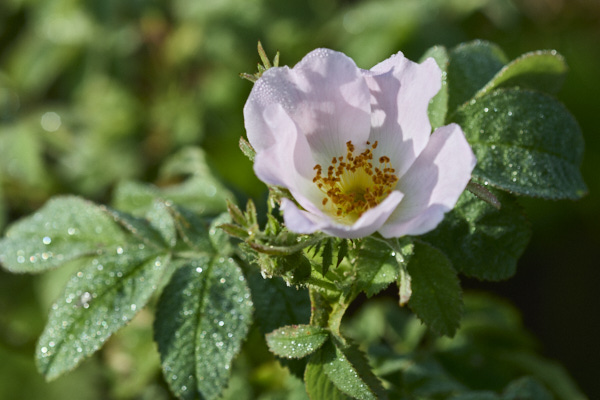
[312, 140, 398, 223]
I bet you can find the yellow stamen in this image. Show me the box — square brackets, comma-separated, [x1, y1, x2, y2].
[312, 140, 398, 223]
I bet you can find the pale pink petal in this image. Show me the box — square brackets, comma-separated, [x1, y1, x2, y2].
[378, 123, 476, 238]
[363, 55, 441, 176]
[282, 191, 404, 239]
[244, 49, 372, 167]
[251, 104, 332, 213]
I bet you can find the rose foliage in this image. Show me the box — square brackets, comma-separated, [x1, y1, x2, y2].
[0, 41, 587, 400]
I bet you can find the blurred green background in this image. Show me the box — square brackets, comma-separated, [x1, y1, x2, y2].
[1, 0, 598, 398]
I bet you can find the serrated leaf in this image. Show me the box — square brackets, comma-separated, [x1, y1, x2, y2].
[247, 273, 310, 336]
[208, 213, 234, 255]
[36, 249, 170, 380]
[266, 325, 329, 359]
[112, 147, 230, 218]
[477, 50, 567, 97]
[406, 241, 462, 337]
[168, 205, 214, 255]
[305, 357, 351, 400]
[0, 196, 164, 274]
[112, 178, 229, 218]
[146, 199, 177, 247]
[455, 88, 587, 199]
[154, 257, 253, 400]
[420, 45, 449, 129]
[103, 207, 170, 247]
[354, 237, 398, 298]
[318, 339, 388, 400]
[448, 40, 508, 111]
[422, 189, 531, 281]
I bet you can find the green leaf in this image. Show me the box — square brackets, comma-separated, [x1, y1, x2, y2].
[317, 339, 388, 400]
[420, 45, 449, 129]
[208, 213, 234, 255]
[354, 237, 399, 298]
[500, 352, 586, 400]
[145, 199, 177, 247]
[422, 189, 531, 281]
[402, 358, 467, 398]
[154, 257, 253, 400]
[0, 196, 163, 274]
[448, 392, 499, 400]
[477, 50, 568, 97]
[168, 205, 214, 255]
[447, 40, 508, 111]
[247, 273, 310, 335]
[455, 88, 587, 199]
[36, 249, 170, 380]
[305, 357, 351, 400]
[112, 148, 231, 218]
[0, 120, 49, 190]
[502, 377, 553, 400]
[266, 325, 329, 359]
[406, 241, 462, 336]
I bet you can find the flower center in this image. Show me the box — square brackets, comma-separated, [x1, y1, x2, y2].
[312, 140, 398, 223]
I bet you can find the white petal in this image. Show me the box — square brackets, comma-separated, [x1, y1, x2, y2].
[251, 104, 328, 213]
[378, 123, 476, 238]
[244, 49, 372, 167]
[282, 191, 404, 239]
[363, 55, 442, 176]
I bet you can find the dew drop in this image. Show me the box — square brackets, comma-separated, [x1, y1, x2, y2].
[116, 246, 124, 255]
[42, 236, 52, 245]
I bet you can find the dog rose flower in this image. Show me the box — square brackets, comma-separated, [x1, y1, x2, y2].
[243, 48, 476, 239]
